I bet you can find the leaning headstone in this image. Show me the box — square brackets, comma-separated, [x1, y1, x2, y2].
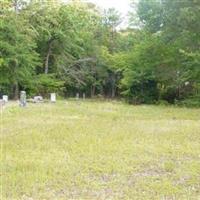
[76, 93, 79, 101]
[20, 91, 26, 107]
[2, 95, 8, 103]
[50, 93, 56, 103]
[33, 96, 43, 103]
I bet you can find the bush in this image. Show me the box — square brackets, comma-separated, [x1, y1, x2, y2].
[33, 74, 65, 97]
[176, 95, 200, 107]
[156, 100, 170, 106]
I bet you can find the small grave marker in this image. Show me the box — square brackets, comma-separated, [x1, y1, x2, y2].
[76, 93, 79, 101]
[51, 93, 56, 103]
[83, 93, 86, 100]
[3, 95, 8, 103]
[34, 96, 43, 103]
[20, 91, 26, 107]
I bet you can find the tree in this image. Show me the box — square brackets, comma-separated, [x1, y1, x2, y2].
[0, 6, 39, 98]
[123, 0, 200, 104]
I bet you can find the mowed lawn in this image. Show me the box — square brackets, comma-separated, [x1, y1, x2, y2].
[1, 100, 200, 200]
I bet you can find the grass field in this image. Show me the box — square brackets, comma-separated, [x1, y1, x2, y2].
[1, 100, 200, 200]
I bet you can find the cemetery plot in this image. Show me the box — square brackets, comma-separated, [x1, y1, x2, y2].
[1, 101, 200, 199]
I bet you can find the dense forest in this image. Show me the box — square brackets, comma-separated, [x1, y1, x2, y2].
[0, 0, 200, 106]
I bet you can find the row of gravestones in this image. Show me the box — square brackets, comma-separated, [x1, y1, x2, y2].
[0, 91, 86, 107]
[76, 93, 86, 100]
[20, 91, 57, 107]
[0, 91, 57, 107]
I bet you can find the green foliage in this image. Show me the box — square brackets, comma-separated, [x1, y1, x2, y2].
[177, 94, 200, 108]
[33, 74, 65, 97]
[0, 0, 199, 106]
[123, 0, 200, 105]
[0, 7, 40, 98]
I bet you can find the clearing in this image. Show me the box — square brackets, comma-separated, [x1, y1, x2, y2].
[1, 100, 200, 199]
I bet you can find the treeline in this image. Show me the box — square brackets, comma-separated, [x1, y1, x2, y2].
[0, 0, 200, 106]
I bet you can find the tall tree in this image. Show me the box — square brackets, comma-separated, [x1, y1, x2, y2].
[0, 5, 39, 98]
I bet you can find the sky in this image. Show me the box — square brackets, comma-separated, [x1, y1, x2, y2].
[87, 0, 132, 28]
[88, 0, 131, 16]
[62, 0, 133, 28]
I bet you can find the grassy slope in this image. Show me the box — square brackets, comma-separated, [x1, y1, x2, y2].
[1, 100, 200, 200]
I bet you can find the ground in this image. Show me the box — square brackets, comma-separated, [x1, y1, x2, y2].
[1, 100, 200, 200]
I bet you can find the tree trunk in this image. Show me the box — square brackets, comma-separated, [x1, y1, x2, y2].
[111, 73, 116, 98]
[91, 85, 96, 98]
[44, 41, 53, 74]
[13, 82, 19, 100]
[111, 84, 116, 98]
[44, 48, 51, 74]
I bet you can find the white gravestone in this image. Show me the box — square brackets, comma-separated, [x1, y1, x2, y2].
[34, 96, 43, 103]
[83, 93, 86, 100]
[3, 95, 8, 102]
[51, 93, 56, 103]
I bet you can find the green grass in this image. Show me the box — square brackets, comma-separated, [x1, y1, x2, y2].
[1, 100, 200, 199]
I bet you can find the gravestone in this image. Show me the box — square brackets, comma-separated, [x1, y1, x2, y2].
[76, 93, 79, 101]
[50, 93, 56, 103]
[3, 95, 8, 103]
[34, 96, 43, 103]
[20, 91, 26, 107]
[83, 93, 86, 100]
